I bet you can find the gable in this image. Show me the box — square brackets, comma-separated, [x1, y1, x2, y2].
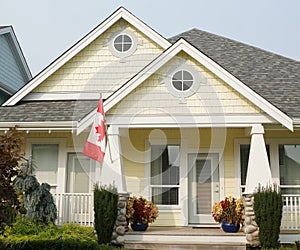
[4, 7, 170, 106]
[99, 38, 292, 132]
[0, 29, 31, 93]
[107, 51, 264, 117]
[32, 19, 164, 95]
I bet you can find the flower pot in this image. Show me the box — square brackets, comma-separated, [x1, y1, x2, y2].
[131, 221, 148, 231]
[221, 221, 240, 233]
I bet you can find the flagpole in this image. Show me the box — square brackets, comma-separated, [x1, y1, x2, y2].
[101, 93, 113, 164]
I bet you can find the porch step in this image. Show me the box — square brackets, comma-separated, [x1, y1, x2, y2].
[125, 242, 246, 250]
[125, 227, 247, 250]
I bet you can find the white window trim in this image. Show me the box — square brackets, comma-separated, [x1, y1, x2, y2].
[26, 138, 67, 193]
[166, 64, 203, 100]
[234, 138, 300, 197]
[108, 29, 138, 59]
[145, 139, 182, 211]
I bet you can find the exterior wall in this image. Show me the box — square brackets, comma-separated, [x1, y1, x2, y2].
[0, 34, 27, 91]
[108, 51, 263, 116]
[121, 128, 246, 226]
[32, 19, 163, 94]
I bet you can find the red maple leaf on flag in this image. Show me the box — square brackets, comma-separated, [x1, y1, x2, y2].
[95, 120, 105, 142]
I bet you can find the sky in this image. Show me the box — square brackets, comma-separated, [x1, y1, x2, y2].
[1, 0, 300, 76]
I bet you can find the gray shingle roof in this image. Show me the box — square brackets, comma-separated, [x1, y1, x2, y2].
[0, 100, 97, 122]
[169, 28, 300, 118]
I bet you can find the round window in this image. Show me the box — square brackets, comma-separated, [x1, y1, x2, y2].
[113, 34, 133, 53]
[171, 70, 194, 91]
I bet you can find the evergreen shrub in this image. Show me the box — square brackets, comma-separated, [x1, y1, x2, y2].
[253, 185, 283, 249]
[0, 218, 121, 249]
[94, 184, 118, 245]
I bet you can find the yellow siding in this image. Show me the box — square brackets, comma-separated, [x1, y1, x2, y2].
[33, 19, 163, 94]
[121, 128, 246, 226]
[151, 212, 182, 227]
[108, 51, 263, 116]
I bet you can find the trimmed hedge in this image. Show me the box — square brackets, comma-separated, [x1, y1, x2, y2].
[0, 239, 101, 250]
[94, 185, 118, 245]
[253, 185, 283, 249]
[0, 217, 121, 250]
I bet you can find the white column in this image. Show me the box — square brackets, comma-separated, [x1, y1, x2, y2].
[244, 124, 273, 194]
[99, 125, 127, 194]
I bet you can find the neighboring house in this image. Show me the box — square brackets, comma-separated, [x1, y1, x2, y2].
[0, 26, 31, 104]
[1, 8, 300, 231]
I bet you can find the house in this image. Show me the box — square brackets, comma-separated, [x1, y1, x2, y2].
[0, 26, 32, 104]
[1, 7, 300, 234]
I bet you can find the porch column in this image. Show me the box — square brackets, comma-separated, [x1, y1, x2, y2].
[244, 124, 273, 194]
[99, 125, 127, 194]
[244, 124, 273, 247]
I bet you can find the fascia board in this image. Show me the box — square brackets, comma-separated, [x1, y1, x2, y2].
[0, 121, 75, 130]
[3, 8, 170, 107]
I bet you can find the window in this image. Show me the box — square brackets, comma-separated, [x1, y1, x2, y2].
[172, 70, 194, 91]
[108, 30, 138, 58]
[150, 145, 180, 205]
[165, 64, 204, 100]
[240, 144, 270, 192]
[32, 144, 59, 190]
[279, 145, 300, 194]
[113, 34, 132, 53]
[66, 153, 94, 193]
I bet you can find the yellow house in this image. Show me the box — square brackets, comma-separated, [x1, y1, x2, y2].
[1, 8, 300, 235]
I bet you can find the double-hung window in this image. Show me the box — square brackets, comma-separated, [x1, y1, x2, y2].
[279, 144, 300, 194]
[150, 145, 180, 205]
[31, 144, 59, 192]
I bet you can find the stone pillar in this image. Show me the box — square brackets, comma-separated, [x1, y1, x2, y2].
[244, 194, 260, 247]
[111, 193, 129, 246]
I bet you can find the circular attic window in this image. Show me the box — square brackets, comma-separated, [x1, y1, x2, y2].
[171, 70, 194, 92]
[108, 30, 138, 59]
[113, 34, 133, 53]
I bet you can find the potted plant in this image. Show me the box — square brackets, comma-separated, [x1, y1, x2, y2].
[126, 196, 159, 231]
[211, 196, 244, 233]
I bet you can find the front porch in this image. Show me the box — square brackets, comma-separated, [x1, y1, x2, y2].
[53, 193, 300, 242]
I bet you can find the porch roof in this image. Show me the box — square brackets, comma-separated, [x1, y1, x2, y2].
[169, 29, 300, 119]
[0, 100, 97, 123]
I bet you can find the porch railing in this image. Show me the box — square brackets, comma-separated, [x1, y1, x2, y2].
[281, 194, 300, 230]
[53, 193, 300, 230]
[54, 193, 94, 227]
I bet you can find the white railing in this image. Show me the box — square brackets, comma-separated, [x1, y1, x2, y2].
[281, 194, 300, 230]
[54, 193, 94, 227]
[53, 193, 300, 229]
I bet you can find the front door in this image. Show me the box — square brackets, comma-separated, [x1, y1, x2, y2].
[188, 153, 220, 224]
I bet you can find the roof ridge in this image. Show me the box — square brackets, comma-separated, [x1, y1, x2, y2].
[169, 28, 300, 63]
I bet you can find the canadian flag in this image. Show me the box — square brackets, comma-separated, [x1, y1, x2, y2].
[82, 99, 106, 163]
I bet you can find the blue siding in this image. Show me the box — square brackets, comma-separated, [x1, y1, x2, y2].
[0, 90, 10, 105]
[0, 34, 27, 92]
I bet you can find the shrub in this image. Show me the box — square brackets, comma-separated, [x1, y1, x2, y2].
[94, 184, 118, 245]
[126, 196, 159, 224]
[14, 157, 57, 223]
[211, 196, 244, 225]
[0, 217, 121, 249]
[253, 185, 283, 249]
[0, 128, 24, 232]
